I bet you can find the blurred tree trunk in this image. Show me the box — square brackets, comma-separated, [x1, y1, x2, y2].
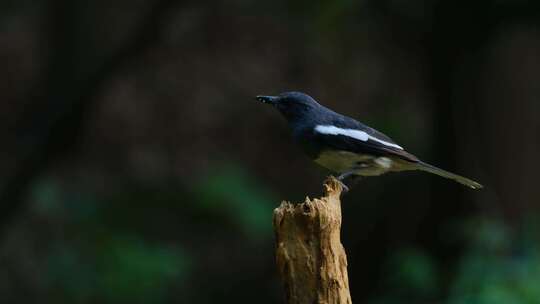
[426, 0, 540, 227]
[0, 0, 178, 237]
[419, 0, 540, 295]
[273, 177, 352, 304]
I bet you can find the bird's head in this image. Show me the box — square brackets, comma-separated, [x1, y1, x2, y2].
[256, 91, 319, 121]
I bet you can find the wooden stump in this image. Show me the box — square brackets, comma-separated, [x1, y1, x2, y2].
[273, 176, 352, 304]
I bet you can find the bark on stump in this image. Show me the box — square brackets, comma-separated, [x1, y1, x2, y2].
[273, 176, 352, 304]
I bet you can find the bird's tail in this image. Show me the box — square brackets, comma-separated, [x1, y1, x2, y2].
[416, 161, 483, 190]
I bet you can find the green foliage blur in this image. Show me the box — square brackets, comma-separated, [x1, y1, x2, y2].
[16, 169, 540, 304]
[4, 164, 276, 303]
[372, 219, 540, 304]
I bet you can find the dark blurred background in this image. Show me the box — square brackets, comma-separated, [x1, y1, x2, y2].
[1, 0, 540, 303]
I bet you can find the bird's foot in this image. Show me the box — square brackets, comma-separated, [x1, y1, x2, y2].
[337, 180, 350, 193]
[335, 171, 357, 193]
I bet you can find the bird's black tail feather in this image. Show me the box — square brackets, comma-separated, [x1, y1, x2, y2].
[416, 161, 483, 190]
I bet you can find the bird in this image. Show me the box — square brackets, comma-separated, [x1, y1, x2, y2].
[256, 91, 483, 191]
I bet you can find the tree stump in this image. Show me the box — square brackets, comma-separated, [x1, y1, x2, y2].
[273, 176, 352, 304]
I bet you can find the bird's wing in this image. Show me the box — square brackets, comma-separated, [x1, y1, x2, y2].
[311, 115, 419, 163]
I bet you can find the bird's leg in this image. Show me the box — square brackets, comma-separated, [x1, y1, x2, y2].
[337, 171, 356, 181]
[336, 171, 357, 193]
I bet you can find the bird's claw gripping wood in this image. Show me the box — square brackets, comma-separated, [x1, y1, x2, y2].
[335, 177, 350, 193]
[338, 181, 349, 193]
[335, 172, 362, 193]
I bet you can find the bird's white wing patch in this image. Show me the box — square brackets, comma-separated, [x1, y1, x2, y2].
[314, 125, 403, 150]
[314, 125, 369, 141]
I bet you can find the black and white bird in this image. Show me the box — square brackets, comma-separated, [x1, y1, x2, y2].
[256, 91, 482, 191]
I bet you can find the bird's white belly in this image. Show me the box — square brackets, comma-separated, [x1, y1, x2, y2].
[314, 150, 394, 176]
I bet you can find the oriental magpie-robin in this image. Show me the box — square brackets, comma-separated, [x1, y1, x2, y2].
[256, 91, 482, 191]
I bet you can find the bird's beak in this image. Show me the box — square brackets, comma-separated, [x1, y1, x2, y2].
[255, 95, 278, 105]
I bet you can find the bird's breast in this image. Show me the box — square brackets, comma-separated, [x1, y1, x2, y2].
[314, 150, 374, 173]
[313, 150, 413, 176]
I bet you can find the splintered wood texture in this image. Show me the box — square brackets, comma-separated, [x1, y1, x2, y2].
[273, 177, 352, 304]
